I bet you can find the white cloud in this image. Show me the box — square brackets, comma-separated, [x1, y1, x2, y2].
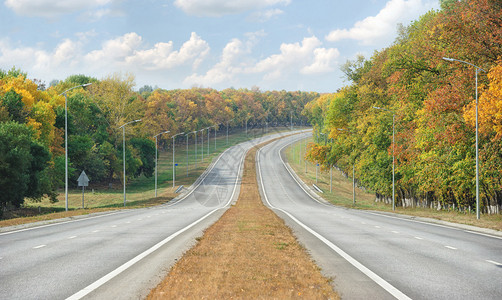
[0, 32, 210, 82]
[125, 32, 210, 70]
[185, 35, 340, 87]
[4, 0, 116, 18]
[174, 0, 290, 17]
[301, 48, 340, 75]
[184, 38, 246, 86]
[325, 0, 433, 45]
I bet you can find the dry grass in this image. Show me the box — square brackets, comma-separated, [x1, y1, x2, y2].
[147, 142, 339, 299]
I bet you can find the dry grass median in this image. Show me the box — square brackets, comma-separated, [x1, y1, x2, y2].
[147, 142, 339, 299]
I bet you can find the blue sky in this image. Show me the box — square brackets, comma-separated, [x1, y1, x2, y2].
[0, 0, 439, 92]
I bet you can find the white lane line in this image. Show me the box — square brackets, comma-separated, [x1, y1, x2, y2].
[391, 231, 400, 234]
[111, 225, 117, 228]
[137, 219, 143, 221]
[66, 136, 247, 300]
[486, 260, 502, 266]
[414, 237, 423, 240]
[0, 211, 127, 236]
[361, 222, 367, 225]
[126, 221, 131, 224]
[374, 226, 381, 229]
[68, 236, 77, 239]
[33, 245, 46, 249]
[463, 230, 502, 240]
[92, 230, 100, 233]
[445, 246, 457, 250]
[257, 147, 411, 300]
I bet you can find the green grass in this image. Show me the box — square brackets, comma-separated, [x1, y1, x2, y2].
[20, 126, 299, 212]
[285, 137, 502, 232]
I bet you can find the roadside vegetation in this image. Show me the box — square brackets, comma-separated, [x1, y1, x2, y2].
[147, 139, 339, 299]
[303, 0, 502, 216]
[0, 65, 316, 220]
[0, 127, 296, 227]
[287, 138, 502, 232]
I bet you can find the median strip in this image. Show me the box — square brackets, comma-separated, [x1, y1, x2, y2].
[147, 141, 339, 299]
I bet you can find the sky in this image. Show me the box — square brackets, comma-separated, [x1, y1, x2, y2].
[0, 0, 439, 93]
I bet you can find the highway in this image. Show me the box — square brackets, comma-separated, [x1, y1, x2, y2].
[257, 132, 502, 300]
[0, 131, 288, 300]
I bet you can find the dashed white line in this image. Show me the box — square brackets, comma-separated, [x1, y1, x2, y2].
[391, 231, 400, 234]
[92, 230, 100, 233]
[374, 226, 381, 229]
[33, 245, 46, 249]
[414, 237, 423, 240]
[486, 260, 502, 266]
[126, 221, 131, 224]
[68, 236, 77, 239]
[445, 246, 457, 250]
[111, 225, 117, 228]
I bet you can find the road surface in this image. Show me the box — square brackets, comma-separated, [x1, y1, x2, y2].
[257, 132, 502, 300]
[0, 130, 291, 300]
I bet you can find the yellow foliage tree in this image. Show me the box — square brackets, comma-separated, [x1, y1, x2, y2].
[464, 62, 502, 139]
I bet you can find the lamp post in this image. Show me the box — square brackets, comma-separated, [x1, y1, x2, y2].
[443, 57, 485, 219]
[59, 83, 92, 212]
[200, 128, 204, 162]
[119, 119, 142, 206]
[172, 132, 185, 188]
[373, 106, 395, 211]
[226, 118, 234, 145]
[154, 130, 170, 198]
[206, 127, 210, 156]
[213, 124, 219, 150]
[290, 111, 293, 131]
[337, 128, 356, 205]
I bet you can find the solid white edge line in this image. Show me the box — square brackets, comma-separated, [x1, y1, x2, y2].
[257, 143, 411, 300]
[0, 211, 127, 236]
[66, 134, 248, 300]
[486, 260, 502, 266]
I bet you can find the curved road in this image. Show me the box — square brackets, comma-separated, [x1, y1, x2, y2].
[257, 133, 502, 300]
[0, 131, 291, 300]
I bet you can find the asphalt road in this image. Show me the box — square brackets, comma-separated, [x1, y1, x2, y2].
[257, 132, 502, 300]
[0, 130, 291, 300]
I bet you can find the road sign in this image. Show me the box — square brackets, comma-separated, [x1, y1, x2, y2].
[77, 171, 90, 209]
[77, 171, 89, 187]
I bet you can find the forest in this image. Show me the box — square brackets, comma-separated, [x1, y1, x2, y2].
[0, 69, 317, 212]
[304, 0, 502, 214]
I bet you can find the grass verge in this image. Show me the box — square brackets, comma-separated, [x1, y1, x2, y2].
[0, 127, 298, 227]
[147, 138, 339, 299]
[287, 137, 502, 232]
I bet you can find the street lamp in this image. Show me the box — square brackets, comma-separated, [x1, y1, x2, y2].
[443, 57, 486, 219]
[226, 118, 234, 145]
[206, 127, 210, 156]
[119, 119, 142, 206]
[199, 128, 205, 162]
[187, 131, 197, 175]
[172, 132, 185, 188]
[213, 124, 219, 150]
[59, 83, 92, 212]
[373, 106, 395, 211]
[338, 128, 356, 205]
[154, 130, 170, 198]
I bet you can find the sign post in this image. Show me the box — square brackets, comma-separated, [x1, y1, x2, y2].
[77, 171, 89, 209]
